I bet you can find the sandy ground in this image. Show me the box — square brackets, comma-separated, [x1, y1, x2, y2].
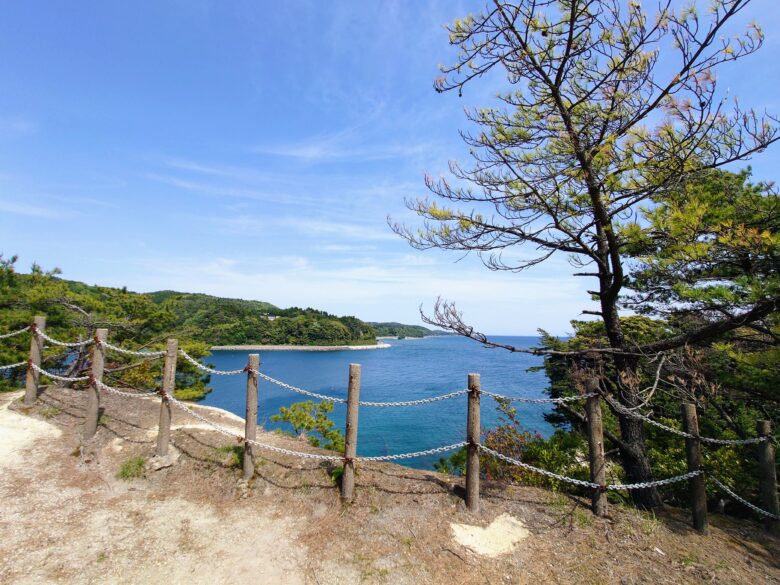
[0, 391, 305, 585]
[1, 386, 779, 585]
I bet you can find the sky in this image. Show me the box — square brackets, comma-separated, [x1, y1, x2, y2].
[1, 1, 779, 335]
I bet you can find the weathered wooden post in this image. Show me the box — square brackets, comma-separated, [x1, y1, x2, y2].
[756, 420, 779, 535]
[243, 353, 260, 480]
[84, 328, 107, 440]
[24, 315, 46, 406]
[156, 339, 178, 457]
[341, 363, 361, 502]
[466, 373, 481, 513]
[585, 380, 607, 517]
[681, 403, 708, 534]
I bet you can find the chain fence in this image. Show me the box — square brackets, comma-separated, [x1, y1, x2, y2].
[94, 379, 159, 399]
[0, 361, 27, 371]
[356, 442, 467, 461]
[0, 329, 771, 444]
[357, 390, 468, 407]
[482, 389, 598, 404]
[255, 371, 346, 402]
[479, 444, 703, 491]
[256, 370, 468, 407]
[34, 329, 94, 348]
[178, 349, 247, 375]
[5, 328, 780, 521]
[605, 398, 768, 445]
[708, 476, 780, 520]
[30, 363, 90, 382]
[0, 326, 30, 340]
[166, 392, 464, 462]
[100, 339, 165, 358]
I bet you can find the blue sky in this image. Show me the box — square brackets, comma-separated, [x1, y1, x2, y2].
[1, 1, 779, 335]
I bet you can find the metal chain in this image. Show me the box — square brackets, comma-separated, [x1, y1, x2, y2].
[36, 329, 93, 348]
[99, 339, 165, 358]
[609, 401, 694, 438]
[247, 438, 344, 461]
[700, 435, 767, 445]
[479, 444, 600, 488]
[0, 361, 26, 371]
[709, 476, 780, 520]
[30, 363, 90, 382]
[256, 370, 467, 407]
[357, 442, 467, 461]
[482, 390, 599, 404]
[0, 326, 30, 340]
[607, 399, 767, 445]
[34, 329, 94, 348]
[606, 470, 703, 491]
[178, 349, 246, 375]
[168, 393, 466, 462]
[255, 371, 346, 402]
[166, 395, 343, 460]
[358, 390, 468, 407]
[94, 379, 158, 399]
[479, 445, 703, 491]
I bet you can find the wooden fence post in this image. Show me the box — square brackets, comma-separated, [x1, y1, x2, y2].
[756, 420, 779, 535]
[84, 328, 107, 440]
[243, 353, 260, 480]
[24, 316, 46, 406]
[585, 381, 607, 517]
[466, 373, 481, 513]
[156, 339, 178, 457]
[681, 403, 708, 534]
[341, 363, 361, 502]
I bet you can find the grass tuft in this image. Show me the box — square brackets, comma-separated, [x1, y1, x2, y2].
[117, 456, 146, 480]
[215, 444, 244, 468]
[40, 406, 61, 419]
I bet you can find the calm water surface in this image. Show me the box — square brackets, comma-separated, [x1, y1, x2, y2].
[201, 335, 552, 469]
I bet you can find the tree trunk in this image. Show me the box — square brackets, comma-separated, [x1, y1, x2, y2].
[602, 286, 663, 508]
[616, 406, 663, 508]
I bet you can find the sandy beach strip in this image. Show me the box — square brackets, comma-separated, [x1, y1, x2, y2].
[210, 342, 392, 351]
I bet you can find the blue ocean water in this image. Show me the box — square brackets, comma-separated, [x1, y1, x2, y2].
[200, 335, 553, 469]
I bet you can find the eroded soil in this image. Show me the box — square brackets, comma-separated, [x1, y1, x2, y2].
[1, 386, 778, 584]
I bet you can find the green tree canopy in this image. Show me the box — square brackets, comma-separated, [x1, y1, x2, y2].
[392, 0, 778, 508]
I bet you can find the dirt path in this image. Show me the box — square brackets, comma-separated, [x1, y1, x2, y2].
[0, 391, 305, 585]
[1, 386, 778, 584]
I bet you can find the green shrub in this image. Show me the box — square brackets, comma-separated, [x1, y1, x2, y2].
[215, 444, 244, 468]
[117, 457, 146, 480]
[271, 400, 345, 452]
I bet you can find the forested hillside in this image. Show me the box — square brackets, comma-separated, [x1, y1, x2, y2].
[0, 259, 213, 398]
[0, 259, 380, 397]
[369, 322, 446, 338]
[148, 291, 376, 346]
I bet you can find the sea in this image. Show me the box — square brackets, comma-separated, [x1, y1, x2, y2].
[201, 335, 554, 470]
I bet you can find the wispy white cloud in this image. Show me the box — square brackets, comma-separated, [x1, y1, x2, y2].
[128, 252, 593, 335]
[143, 172, 332, 208]
[201, 213, 398, 243]
[253, 139, 436, 163]
[0, 199, 76, 219]
[251, 123, 441, 163]
[277, 217, 398, 241]
[321, 244, 378, 252]
[157, 157, 293, 184]
[0, 115, 37, 137]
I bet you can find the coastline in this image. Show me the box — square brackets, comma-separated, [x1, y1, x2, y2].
[376, 335, 445, 340]
[210, 342, 392, 351]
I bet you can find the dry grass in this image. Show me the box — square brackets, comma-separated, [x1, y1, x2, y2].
[1, 387, 778, 585]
